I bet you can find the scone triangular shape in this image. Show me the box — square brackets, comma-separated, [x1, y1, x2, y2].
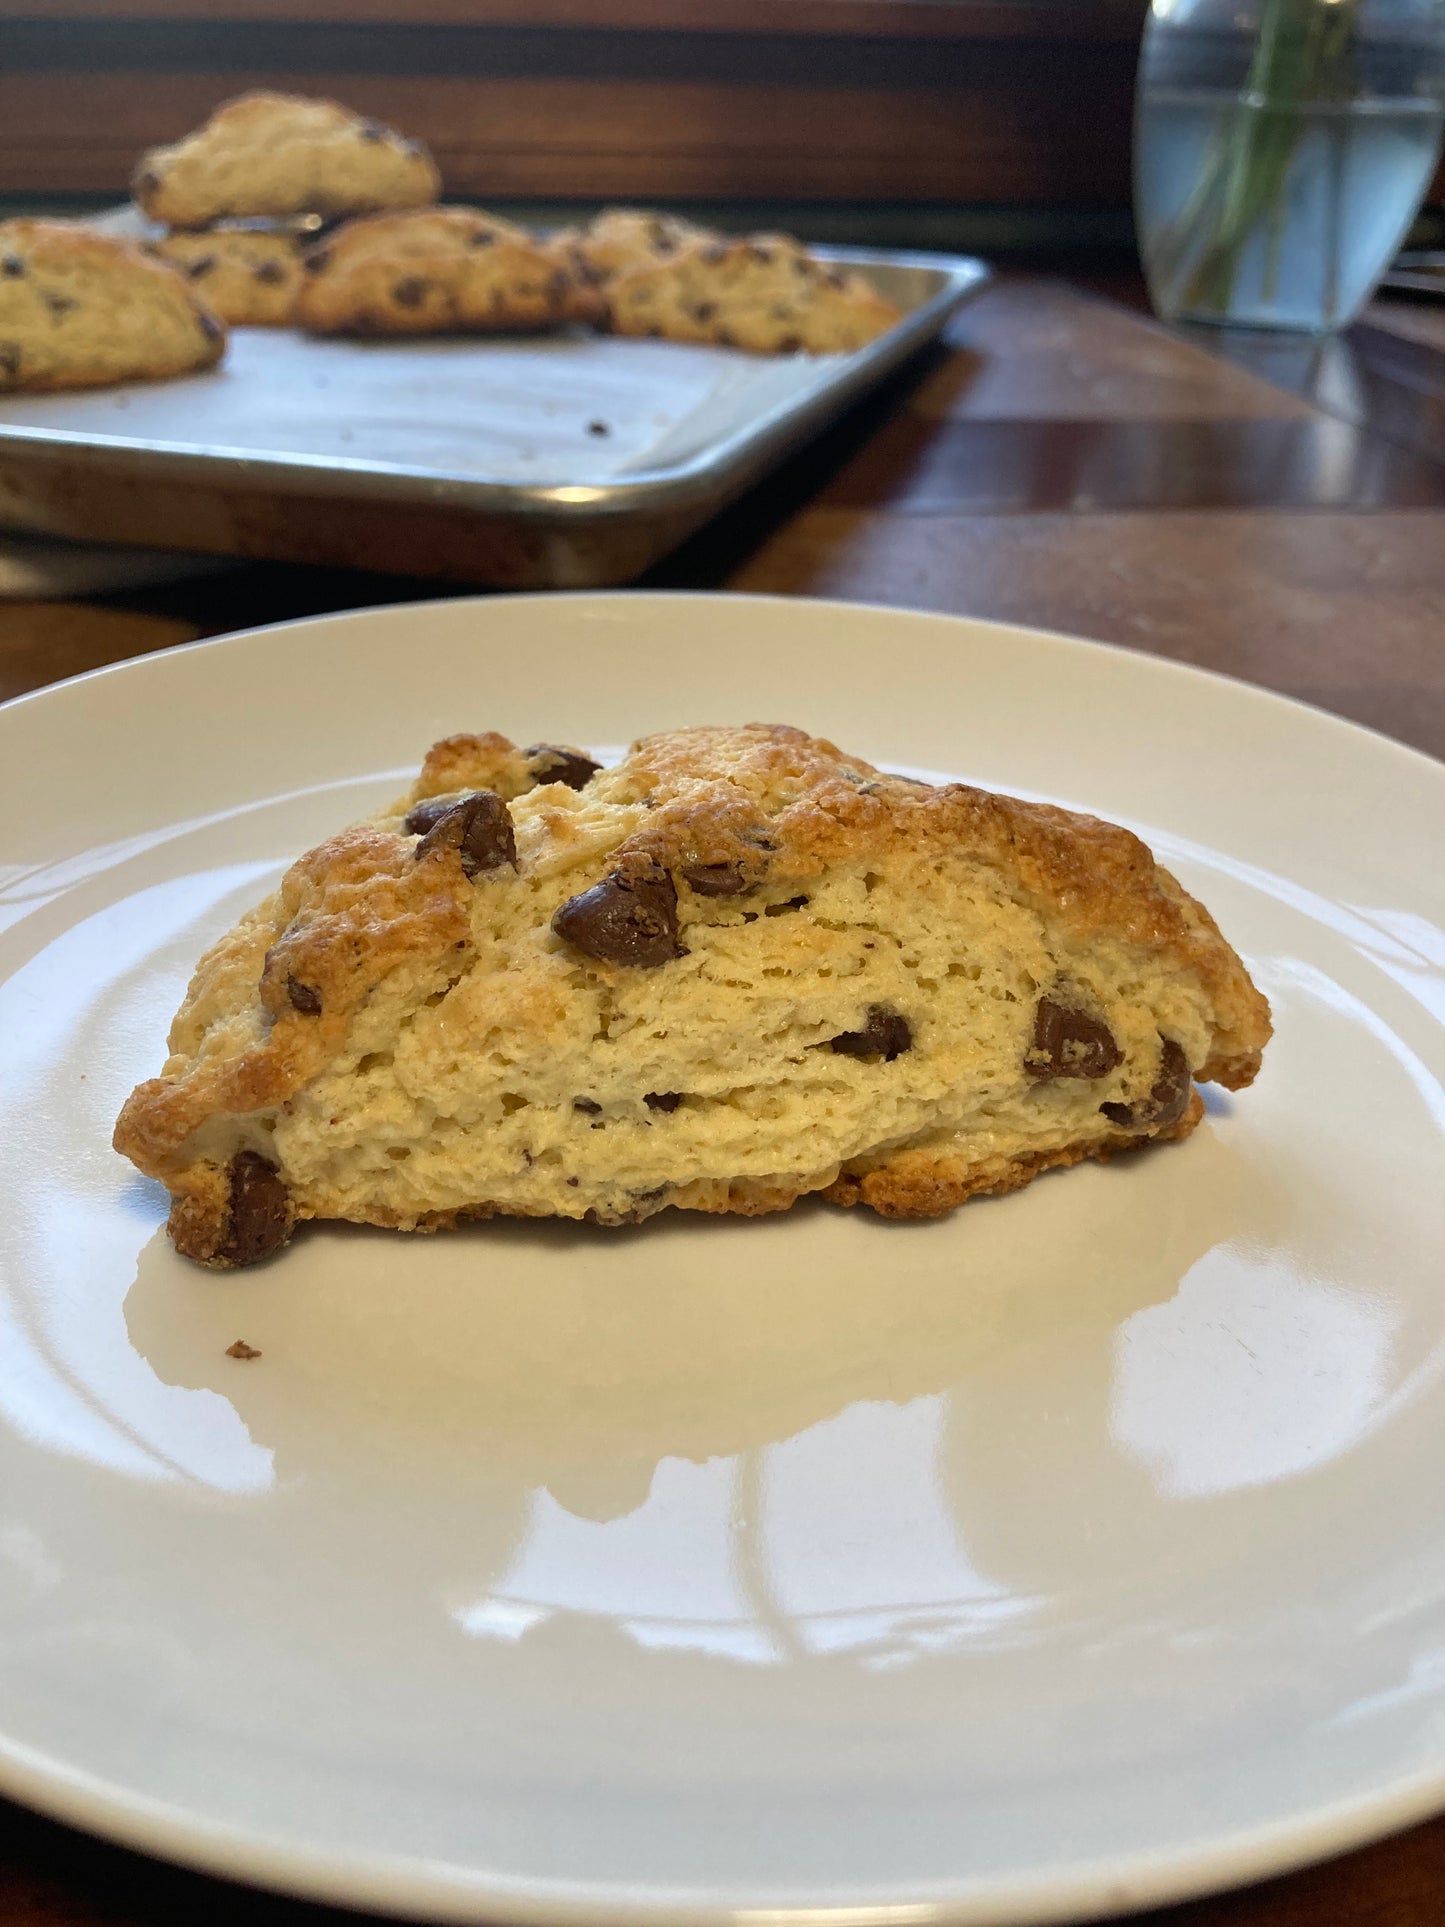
[115, 725, 1271, 1267]
[133, 91, 440, 227]
[294, 207, 598, 335]
[608, 234, 901, 353]
[0, 220, 225, 392]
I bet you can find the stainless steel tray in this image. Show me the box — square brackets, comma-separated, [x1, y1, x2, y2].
[0, 247, 989, 587]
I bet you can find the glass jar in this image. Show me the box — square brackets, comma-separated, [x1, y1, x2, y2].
[1135, 0, 1445, 330]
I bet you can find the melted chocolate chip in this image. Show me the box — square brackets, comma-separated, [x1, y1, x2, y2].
[573, 1096, 602, 1115]
[552, 861, 683, 967]
[1026, 998, 1122, 1081]
[1, 255, 24, 278]
[525, 744, 602, 790]
[186, 255, 216, 279]
[303, 247, 330, 275]
[286, 975, 322, 1015]
[680, 859, 750, 897]
[219, 1152, 290, 1267]
[393, 276, 427, 308]
[828, 1006, 912, 1062]
[645, 1091, 683, 1112]
[254, 259, 286, 285]
[44, 293, 76, 319]
[1101, 1038, 1192, 1131]
[414, 790, 517, 877]
[468, 228, 497, 248]
[689, 300, 717, 323]
[403, 795, 458, 836]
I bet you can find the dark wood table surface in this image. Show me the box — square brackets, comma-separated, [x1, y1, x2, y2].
[2, 273, 1442, 1927]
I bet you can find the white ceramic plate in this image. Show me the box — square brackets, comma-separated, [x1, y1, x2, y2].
[0, 592, 1441, 1927]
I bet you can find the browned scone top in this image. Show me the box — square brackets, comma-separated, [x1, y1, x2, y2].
[115, 723, 1271, 1267]
[293, 207, 599, 335]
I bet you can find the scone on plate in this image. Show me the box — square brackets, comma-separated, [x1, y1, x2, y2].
[150, 226, 304, 326]
[0, 219, 226, 392]
[608, 233, 902, 353]
[293, 206, 598, 335]
[132, 91, 440, 228]
[114, 723, 1272, 1267]
[555, 206, 714, 289]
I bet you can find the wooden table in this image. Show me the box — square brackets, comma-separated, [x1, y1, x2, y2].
[2, 274, 1442, 1927]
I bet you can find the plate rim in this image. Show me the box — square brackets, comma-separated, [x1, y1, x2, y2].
[1, 587, 1441, 1925]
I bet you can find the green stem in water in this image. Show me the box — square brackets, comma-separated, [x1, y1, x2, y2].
[1154, 0, 1361, 318]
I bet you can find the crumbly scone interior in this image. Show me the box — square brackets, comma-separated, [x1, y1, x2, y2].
[116, 725, 1270, 1258]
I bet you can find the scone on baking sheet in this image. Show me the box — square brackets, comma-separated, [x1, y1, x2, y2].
[0, 219, 226, 393]
[114, 723, 1272, 1268]
[150, 226, 303, 326]
[132, 91, 440, 228]
[293, 206, 598, 335]
[554, 206, 715, 290]
[608, 233, 903, 353]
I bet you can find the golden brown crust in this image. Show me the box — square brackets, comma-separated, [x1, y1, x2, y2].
[0, 219, 226, 392]
[293, 207, 598, 336]
[115, 722, 1271, 1266]
[607, 234, 901, 354]
[825, 1091, 1205, 1218]
[133, 91, 440, 227]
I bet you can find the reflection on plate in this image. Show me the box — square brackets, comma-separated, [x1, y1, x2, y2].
[0, 592, 1441, 1926]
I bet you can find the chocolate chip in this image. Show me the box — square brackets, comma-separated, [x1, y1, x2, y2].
[219, 1152, 290, 1267]
[748, 242, 773, 263]
[287, 975, 322, 1015]
[468, 228, 497, 248]
[136, 168, 159, 195]
[186, 255, 216, 280]
[403, 795, 459, 836]
[645, 1091, 683, 1112]
[254, 259, 286, 285]
[525, 744, 601, 790]
[586, 419, 611, 437]
[1, 255, 24, 278]
[0, 343, 21, 383]
[414, 790, 517, 877]
[573, 1096, 602, 1115]
[1102, 1038, 1192, 1131]
[547, 267, 571, 301]
[1026, 998, 1122, 1081]
[680, 859, 750, 897]
[552, 860, 683, 967]
[828, 1005, 912, 1062]
[393, 276, 427, 308]
[358, 119, 388, 142]
[777, 334, 802, 353]
[198, 310, 224, 343]
[688, 300, 717, 323]
[715, 327, 738, 348]
[700, 242, 729, 265]
[43, 293, 76, 319]
[303, 247, 330, 275]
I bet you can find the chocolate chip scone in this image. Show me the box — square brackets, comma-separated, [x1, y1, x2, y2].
[608, 234, 902, 353]
[114, 724, 1272, 1268]
[133, 92, 440, 228]
[554, 206, 714, 292]
[293, 206, 598, 335]
[150, 227, 303, 326]
[0, 219, 225, 392]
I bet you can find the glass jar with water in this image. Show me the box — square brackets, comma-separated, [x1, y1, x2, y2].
[1136, 0, 1445, 330]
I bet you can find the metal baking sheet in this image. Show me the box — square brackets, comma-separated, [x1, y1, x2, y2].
[0, 247, 989, 587]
